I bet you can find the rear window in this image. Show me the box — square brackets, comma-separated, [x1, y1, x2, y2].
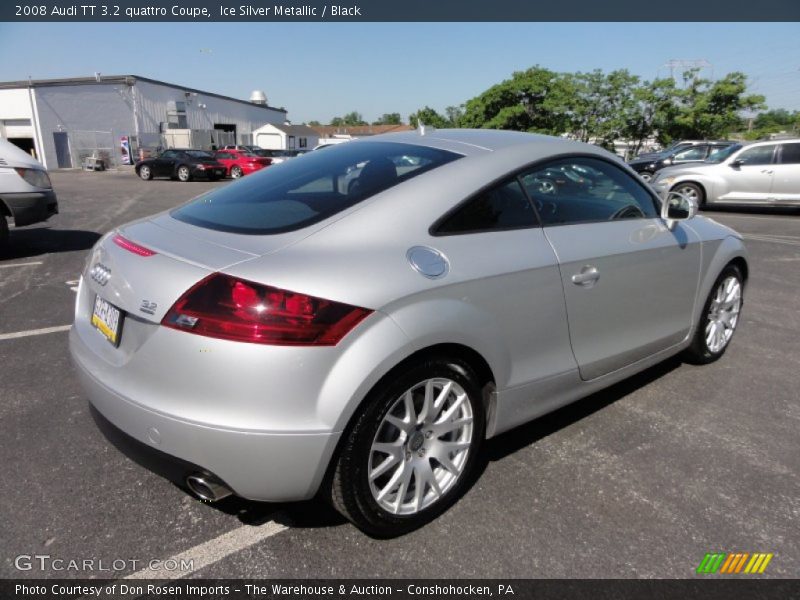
[172, 142, 461, 234]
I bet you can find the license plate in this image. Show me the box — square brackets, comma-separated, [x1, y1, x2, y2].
[91, 295, 124, 347]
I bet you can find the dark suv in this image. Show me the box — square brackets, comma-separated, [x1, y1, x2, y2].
[629, 141, 735, 183]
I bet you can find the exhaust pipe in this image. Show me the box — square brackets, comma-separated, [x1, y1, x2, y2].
[186, 473, 233, 502]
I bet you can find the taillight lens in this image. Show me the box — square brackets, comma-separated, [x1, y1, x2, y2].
[14, 167, 52, 189]
[162, 273, 372, 346]
[113, 233, 157, 257]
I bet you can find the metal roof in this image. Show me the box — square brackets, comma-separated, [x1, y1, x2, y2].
[0, 75, 287, 113]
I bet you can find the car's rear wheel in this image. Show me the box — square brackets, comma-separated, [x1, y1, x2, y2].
[672, 182, 705, 208]
[177, 165, 192, 182]
[231, 166, 243, 179]
[684, 264, 743, 364]
[138, 165, 153, 181]
[330, 356, 485, 537]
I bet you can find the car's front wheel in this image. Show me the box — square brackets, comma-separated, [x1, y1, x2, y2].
[671, 182, 705, 208]
[684, 264, 744, 364]
[230, 166, 243, 179]
[330, 356, 485, 537]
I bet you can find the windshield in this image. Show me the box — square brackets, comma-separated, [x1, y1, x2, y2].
[705, 144, 742, 164]
[172, 141, 462, 235]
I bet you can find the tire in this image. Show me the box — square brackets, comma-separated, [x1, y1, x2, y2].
[138, 165, 153, 181]
[671, 182, 705, 208]
[177, 165, 192, 182]
[0, 216, 9, 247]
[683, 264, 744, 364]
[638, 171, 654, 183]
[230, 166, 243, 179]
[330, 356, 486, 537]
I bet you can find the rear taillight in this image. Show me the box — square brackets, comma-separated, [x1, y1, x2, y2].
[113, 233, 157, 257]
[161, 273, 372, 346]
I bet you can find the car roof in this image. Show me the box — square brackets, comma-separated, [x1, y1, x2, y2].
[354, 128, 614, 160]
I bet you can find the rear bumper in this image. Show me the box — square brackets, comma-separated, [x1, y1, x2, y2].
[0, 190, 58, 226]
[69, 325, 341, 502]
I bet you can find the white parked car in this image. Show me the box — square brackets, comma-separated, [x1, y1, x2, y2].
[0, 139, 59, 245]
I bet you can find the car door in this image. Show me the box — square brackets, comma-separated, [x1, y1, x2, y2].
[521, 156, 702, 381]
[153, 150, 177, 177]
[769, 143, 800, 205]
[716, 144, 776, 204]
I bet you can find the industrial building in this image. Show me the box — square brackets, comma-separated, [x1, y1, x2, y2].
[0, 75, 287, 169]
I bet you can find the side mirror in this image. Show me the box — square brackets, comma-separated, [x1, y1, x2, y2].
[729, 159, 743, 169]
[661, 191, 698, 230]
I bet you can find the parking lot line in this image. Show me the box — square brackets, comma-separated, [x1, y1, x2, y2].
[0, 324, 72, 341]
[124, 518, 288, 580]
[743, 234, 800, 247]
[0, 261, 43, 269]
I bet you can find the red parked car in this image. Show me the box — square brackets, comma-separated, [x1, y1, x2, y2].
[213, 149, 272, 179]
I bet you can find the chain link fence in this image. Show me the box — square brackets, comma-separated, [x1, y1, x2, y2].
[69, 130, 120, 170]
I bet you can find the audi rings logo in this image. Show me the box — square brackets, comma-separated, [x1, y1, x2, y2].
[90, 263, 112, 286]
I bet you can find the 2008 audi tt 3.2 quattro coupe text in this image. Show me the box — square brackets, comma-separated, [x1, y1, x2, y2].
[70, 129, 748, 536]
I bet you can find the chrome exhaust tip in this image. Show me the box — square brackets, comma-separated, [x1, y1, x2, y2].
[186, 473, 233, 502]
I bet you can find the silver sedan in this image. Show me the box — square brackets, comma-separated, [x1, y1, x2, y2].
[70, 129, 748, 536]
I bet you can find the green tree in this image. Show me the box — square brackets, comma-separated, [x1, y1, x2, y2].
[445, 105, 465, 128]
[307, 120, 321, 126]
[372, 113, 402, 125]
[665, 70, 765, 140]
[621, 78, 680, 157]
[460, 66, 575, 134]
[330, 111, 367, 126]
[408, 106, 451, 128]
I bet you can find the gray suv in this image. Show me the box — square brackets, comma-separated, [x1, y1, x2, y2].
[651, 139, 800, 208]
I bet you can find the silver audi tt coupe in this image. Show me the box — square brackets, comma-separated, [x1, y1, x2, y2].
[70, 129, 748, 536]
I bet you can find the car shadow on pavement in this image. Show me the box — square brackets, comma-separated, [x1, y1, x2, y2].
[482, 356, 683, 464]
[1, 227, 101, 260]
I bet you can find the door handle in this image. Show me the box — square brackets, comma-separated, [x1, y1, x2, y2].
[761, 169, 774, 174]
[571, 266, 600, 286]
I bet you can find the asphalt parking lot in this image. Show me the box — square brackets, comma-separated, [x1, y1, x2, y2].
[1, 169, 798, 579]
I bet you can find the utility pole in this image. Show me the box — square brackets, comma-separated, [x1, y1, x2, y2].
[660, 59, 713, 85]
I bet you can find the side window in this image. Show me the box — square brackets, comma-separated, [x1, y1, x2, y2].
[737, 145, 775, 165]
[520, 157, 658, 227]
[435, 179, 537, 235]
[673, 146, 707, 161]
[161, 150, 177, 159]
[779, 143, 800, 164]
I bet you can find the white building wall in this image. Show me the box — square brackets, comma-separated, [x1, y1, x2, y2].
[0, 88, 34, 120]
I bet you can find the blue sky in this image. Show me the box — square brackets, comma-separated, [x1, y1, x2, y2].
[0, 22, 798, 123]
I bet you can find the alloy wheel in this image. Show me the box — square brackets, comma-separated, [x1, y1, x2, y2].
[705, 276, 742, 353]
[368, 378, 474, 516]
